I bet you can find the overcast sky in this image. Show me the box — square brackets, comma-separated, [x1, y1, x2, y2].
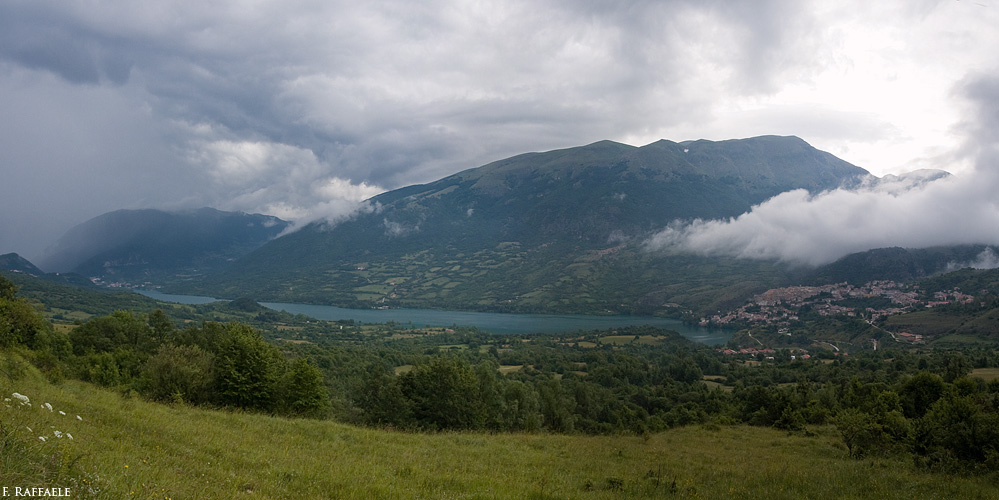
[2, 0, 998, 265]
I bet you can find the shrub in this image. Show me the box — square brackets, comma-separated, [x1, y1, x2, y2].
[140, 344, 215, 404]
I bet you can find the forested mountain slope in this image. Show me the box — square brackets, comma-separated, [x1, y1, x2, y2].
[188, 136, 868, 314]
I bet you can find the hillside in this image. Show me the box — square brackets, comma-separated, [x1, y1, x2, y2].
[806, 245, 996, 285]
[881, 267, 999, 345]
[186, 135, 866, 315]
[38, 208, 288, 287]
[0, 252, 44, 275]
[1, 253, 101, 289]
[3, 356, 996, 499]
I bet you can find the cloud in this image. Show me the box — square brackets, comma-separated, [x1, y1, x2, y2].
[1, 0, 997, 264]
[947, 247, 999, 271]
[646, 70, 999, 266]
[383, 218, 419, 238]
[186, 138, 386, 226]
[646, 173, 999, 266]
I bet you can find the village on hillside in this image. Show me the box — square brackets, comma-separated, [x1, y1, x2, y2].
[701, 281, 979, 346]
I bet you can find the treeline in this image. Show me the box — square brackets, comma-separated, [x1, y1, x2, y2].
[294, 330, 999, 473]
[343, 350, 720, 434]
[1, 275, 329, 417]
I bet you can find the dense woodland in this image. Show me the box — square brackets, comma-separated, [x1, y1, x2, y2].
[3, 273, 999, 477]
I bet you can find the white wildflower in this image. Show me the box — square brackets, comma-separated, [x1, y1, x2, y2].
[43, 402, 53, 412]
[54, 430, 63, 438]
[76, 415, 82, 421]
[38, 436, 46, 442]
[26, 426, 32, 432]
[66, 433, 73, 440]
[12, 392, 29, 405]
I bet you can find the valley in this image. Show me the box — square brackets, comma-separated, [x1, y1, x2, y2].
[4, 136, 999, 498]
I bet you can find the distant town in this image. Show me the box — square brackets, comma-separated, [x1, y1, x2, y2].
[701, 280, 980, 346]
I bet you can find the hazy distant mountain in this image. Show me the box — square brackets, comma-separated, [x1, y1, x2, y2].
[39, 208, 288, 286]
[1, 252, 98, 289]
[184, 136, 869, 315]
[0, 252, 45, 275]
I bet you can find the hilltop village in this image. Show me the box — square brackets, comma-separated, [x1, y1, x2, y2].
[701, 280, 979, 344]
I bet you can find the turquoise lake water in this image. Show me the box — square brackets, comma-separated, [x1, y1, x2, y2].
[137, 289, 731, 345]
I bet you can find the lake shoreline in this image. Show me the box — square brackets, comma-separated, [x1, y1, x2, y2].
[137, 289, 733, 345]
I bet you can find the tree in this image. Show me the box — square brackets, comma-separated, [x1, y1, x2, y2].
[0, 295, 49, 348]
[147, 309, 174, 346]
[502, 381, 542, 432]
[835, 389, 910, 458]
[914, 393, 999, 471]
[0, 275, 52, 349]
[0, 274, 17, 300]
[69, 310, 152, 355]
[357, 371, 413, 428]
[835, 408, 880, 458]
[399, 357, 484, 430]
[140, 344, 215, 404]
[537, 378, 575, 433]
[900, 371, 946, 419]
[212, 322, 282, 412]
[279, 357, 331, 418]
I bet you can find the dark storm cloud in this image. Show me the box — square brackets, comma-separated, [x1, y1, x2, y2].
[0, 0, 992, 264]
[954, 71, 999, 173]
[0, 4, 133, 85]
[0, 0, 819, 186]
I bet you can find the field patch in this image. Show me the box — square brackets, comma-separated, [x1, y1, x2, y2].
[702, 376, 733, 392]
[599, 335, 663, 345]
[972, 367, 999, 382]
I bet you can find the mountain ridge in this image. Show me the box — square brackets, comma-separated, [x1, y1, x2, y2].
[39, 208, 288, 286]
[180, 135, 869, 314]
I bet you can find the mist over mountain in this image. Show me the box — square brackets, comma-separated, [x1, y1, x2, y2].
[182, 135, 868, 314]
[39, 208, 288, 286]
[805, 245, 999, 286]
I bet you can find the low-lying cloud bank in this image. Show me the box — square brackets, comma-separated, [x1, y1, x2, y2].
[646, 171, 999, 267]
[647, 71, 999, 267]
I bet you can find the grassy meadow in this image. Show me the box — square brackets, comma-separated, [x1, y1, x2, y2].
[3, 352, 998, 500]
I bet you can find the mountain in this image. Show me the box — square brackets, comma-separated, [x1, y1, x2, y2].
[0, 252, 44, 275]
[1, 252, 100, 289]
[807, 245, 997, 285]
[186, 136, 868, 315]
[39, 208, 288, 286]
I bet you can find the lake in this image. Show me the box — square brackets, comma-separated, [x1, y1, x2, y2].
[137, 290, 731, 345]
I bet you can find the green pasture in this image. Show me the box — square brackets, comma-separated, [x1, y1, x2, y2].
[4, 352, 998, 500]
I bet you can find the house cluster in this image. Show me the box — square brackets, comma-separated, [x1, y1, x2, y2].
[715, 347, 814, 360]
[717, 347, 776, 356]
[701, 280, 981, 328]
[897, 331, 925, 343]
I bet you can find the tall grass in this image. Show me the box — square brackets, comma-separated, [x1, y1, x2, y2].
[3, 351, 998, 499]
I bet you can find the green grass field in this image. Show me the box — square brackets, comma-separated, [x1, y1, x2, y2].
[3, 352, 998, 500]
[972, 367, 999, 382]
